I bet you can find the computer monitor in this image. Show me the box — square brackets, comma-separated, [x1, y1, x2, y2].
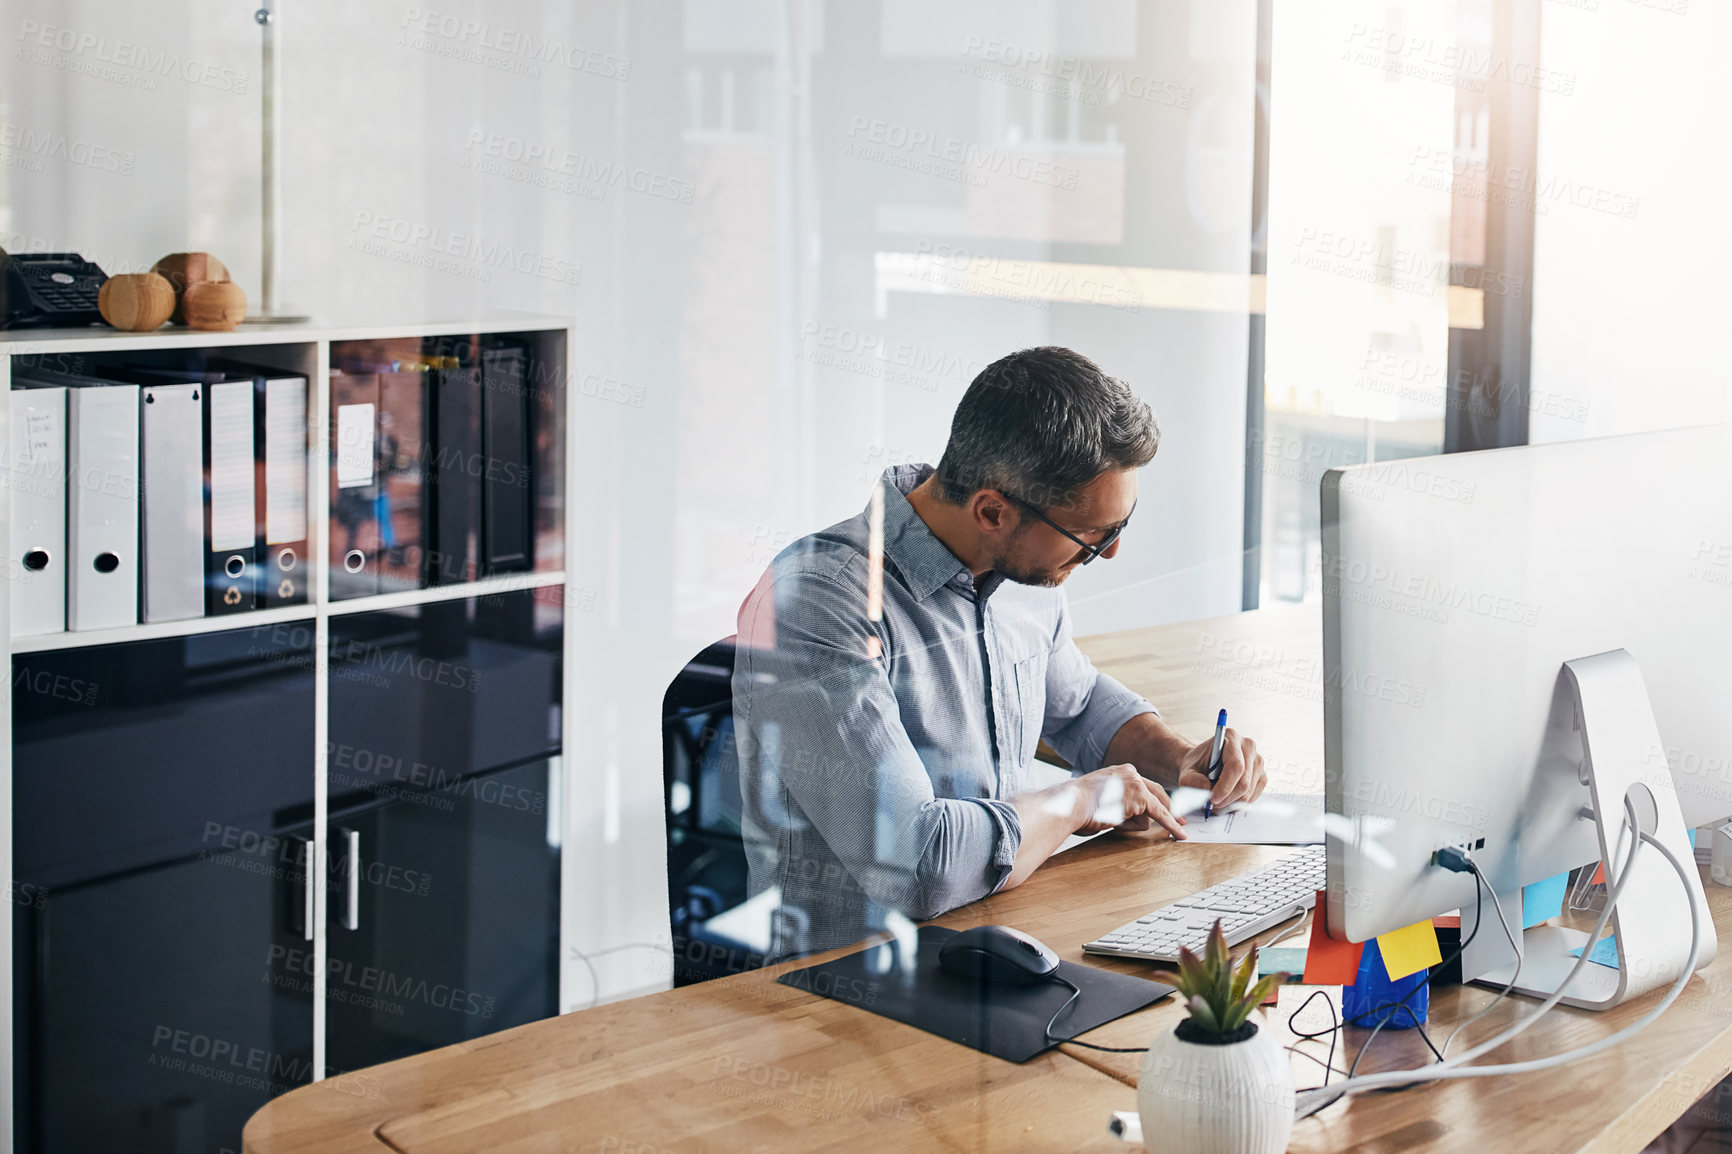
[1321, 425, 1731, 1007]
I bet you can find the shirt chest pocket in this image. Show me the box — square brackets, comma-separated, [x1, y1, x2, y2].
[1010, 652, 1049, 773]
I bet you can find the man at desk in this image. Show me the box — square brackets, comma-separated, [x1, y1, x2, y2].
[733, 346, 1268, 959]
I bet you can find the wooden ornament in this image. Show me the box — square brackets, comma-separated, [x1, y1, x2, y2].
[97, 272, 176, 331]
[182, 280, 248, 331]
[150, 252, 231, 323]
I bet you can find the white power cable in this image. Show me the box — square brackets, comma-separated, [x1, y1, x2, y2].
[1297, 814, 1698, 1116]
[1440, 871, 1522, 1058]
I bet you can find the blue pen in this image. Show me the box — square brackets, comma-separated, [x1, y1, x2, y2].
[1202, 709, 1228, 819]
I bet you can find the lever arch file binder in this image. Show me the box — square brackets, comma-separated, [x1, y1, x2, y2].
[480, 344, 532, 575]
[427, 360, 478, 585]
[247, 368, 310, 608]
[67, 383, 140, 631]
[139, 383, 206, 623]
[8, 382, 67, 636]
[204, 380, 258, 615]
[376, 367, 428, 592]
[330, 370, 381, 599]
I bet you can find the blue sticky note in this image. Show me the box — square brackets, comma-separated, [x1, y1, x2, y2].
[1691, 828, 1698, 848]
[1257, 947, 1308, 981]
[1522, 873, 1568, 929]
[1570, 935, 1620, 969]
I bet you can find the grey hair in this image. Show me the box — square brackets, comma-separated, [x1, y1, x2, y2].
[933, 346, 1160, 511]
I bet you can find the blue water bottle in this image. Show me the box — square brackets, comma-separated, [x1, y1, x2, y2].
[1341, 939, 1429, 1029]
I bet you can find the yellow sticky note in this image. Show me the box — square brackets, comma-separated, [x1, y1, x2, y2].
[1376, 919, 1442, 981]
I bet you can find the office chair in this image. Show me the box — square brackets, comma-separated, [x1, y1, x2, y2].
[662, 638, 769, 985]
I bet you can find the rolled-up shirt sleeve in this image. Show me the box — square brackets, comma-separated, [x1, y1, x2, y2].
[1038, 597, 1158, 772]
[736, 561, 1021, 923]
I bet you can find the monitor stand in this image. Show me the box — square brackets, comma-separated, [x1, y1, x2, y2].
[1462, 649, 1716, 1011]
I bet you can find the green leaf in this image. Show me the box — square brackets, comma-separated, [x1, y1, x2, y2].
[1205, 920, 1229, 978]
[1230, 944, 1258, 1005]
[1207, 922, 1233, 1012]
[1186, 994, 1221, 1034]
[1247, 972, 1287, 1004]
[1175, 945, 1208, 999]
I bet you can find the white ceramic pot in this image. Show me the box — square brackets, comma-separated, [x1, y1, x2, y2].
[1137, 1020, 1294, 1154]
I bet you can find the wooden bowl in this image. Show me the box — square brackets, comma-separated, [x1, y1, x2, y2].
[183, 281, 248, 331]
[97, 272, 176, 331]
[151, 252, 231, 323]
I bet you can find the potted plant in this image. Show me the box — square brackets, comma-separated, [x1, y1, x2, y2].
[1137, 921, 1295, 1154]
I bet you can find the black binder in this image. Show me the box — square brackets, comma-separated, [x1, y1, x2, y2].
[376, 368, 429, 592]
[329, 370, 381, 600]
[480, 344, 533, 575]
[426, 359, 478, 585]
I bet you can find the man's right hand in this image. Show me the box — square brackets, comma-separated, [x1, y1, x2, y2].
[1072, 764, 1187, 839]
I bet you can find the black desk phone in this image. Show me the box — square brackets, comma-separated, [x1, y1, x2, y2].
[0, 249, 110, 328]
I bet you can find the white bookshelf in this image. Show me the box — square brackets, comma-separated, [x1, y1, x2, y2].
[0, 314, 580, 1149]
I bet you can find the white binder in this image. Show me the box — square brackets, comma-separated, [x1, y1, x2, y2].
[139, 383, 205, 623]
[67, 383, 140, 631]
[260, 372, 308, 605]
[8, 384, 67, 637]
[206, 379, 257, 613]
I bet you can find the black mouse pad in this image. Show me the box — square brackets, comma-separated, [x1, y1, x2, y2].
[775, 925, 1174, 1063]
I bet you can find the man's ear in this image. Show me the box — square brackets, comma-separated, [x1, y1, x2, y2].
[970, 490, 1016, 536]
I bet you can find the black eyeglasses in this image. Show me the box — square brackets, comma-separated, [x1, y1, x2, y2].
[1000, 492, 1136, 565]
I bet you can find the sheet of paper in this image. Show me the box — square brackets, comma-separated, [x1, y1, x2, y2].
[1523, 873, 1568, 929]
[1167, 789, 1325, 845]
[1053, 828, 1109, 855]
[1376, 919, 1443, 981]
[1302, 892, 1364, 984]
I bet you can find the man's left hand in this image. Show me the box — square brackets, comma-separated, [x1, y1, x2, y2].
[1175, 727, 1267, 810]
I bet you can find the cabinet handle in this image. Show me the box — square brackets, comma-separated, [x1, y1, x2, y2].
[301, 837, 315, 942]
[342, 827, 361, 931]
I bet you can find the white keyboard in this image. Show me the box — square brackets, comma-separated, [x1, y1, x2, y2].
[1083, 844, 1326, 962]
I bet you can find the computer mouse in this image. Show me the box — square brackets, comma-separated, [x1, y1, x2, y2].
[937, 925, 1061, 986]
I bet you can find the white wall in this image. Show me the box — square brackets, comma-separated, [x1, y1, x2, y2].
[1530, 1, 1732, 443]
[2, 0, 1259, 1007]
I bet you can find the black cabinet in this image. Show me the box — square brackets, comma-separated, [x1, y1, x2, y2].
[324, 588, 563, 1071]
[13, 626, 317, 1154]
[17, 830, 316, 1154]
[324, 758, 559, 1071]
[11, 592, 564, 1152]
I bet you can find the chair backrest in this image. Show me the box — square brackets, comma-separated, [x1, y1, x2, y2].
[662, 637, 764, 985]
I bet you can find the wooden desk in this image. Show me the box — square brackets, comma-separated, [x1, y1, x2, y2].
[246, 604, 1732, 1153]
